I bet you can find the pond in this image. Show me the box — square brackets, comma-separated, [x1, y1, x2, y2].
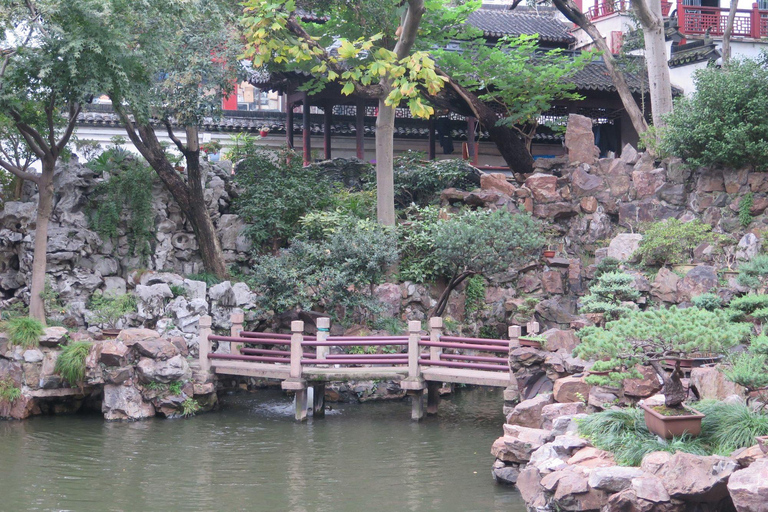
[0, 387, 525, 512]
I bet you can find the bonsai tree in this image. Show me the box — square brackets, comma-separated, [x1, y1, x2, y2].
[580, 271, 640, 321]
[634, 218, 726, 267]
[576, 307, 751, 408]
[736, 255, 768, 292]
[722, 334, 768, 405]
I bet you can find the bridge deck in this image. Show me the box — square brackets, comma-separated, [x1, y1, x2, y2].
[422, 367, 512, 388]
[211, 360, 291, 380]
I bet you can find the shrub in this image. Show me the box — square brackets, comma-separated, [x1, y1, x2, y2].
[186, 272, 222, 287]
[737, 255, 768, 291]
[390, 152, 476, 208]
[250, 219, 397, 319]
[729, 294, 768, 320]
[634, 218, 724, 267]
[431, 209, 545, 316]
[740, 192, 754, 228]
[594, 257, 621, 278]
[464, 275, 487, 315]
[54, 342, 91, 385]
[168, 381, 183, 395]
[88, 293, 137, 329]
[234, 147, 335, 251]
[576, 307, 751, 407]
[182, 398, 200, 417]
[0, 377, 21, 403]
[88, 149, 155, 258]
[691, 293, 724, 311]
[721, 352, 768, 392]
[396, 205, 444, 283]
[5, 317, 44, 348]
[580, 271, 640, 320]
[660, 56, 768, 170]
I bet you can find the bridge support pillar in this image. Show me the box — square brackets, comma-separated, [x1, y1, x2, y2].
[427, 381, 440, 415]
[294, 388, 309, 422]
[312, 383, 325, 418]
[408, 389, 425, 421]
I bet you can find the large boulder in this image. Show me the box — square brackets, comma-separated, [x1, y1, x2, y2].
[540, 402, 587, 430]
[623, 365, 663, 398]
[678, 265, 718, 301]
[134, 338, 180, 360]
[100, 340, 131, 367]
[506, 393, 554, 428]
[525, 173, 560, 203]
[651, 267, 680, 303]
[690, 365, 747, 400]
[564, 114, 599, 165]
[491, 425, 554, 463]
[553, 376, 591, 404]
[541, 328, 579, 352]
[728, 458, 768, 512]
[657, 452, 738, 502]
[588, 466, 645, 493]
[102, 384, 155, 421]
[135, 355, 190, 384]
[606, 234, 643, 262]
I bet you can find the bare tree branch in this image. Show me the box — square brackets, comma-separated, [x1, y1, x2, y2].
[0, 157, 40, 184]
[55, 102, 81, 154]
[163, 119, 187, 155]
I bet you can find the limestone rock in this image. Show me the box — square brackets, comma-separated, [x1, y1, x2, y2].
[678, 265, 718, 301]
[553, 376, 591, 404]
[564, 114, 599, 165]
[651, 267, 680, 303]
[38, 352, 61, 389]
[690, 365, 747, 400]
[100, 340, 130, 367]
[116, 328, 161, 345]
[571, 167, 604, 197]
[517, 467, 547, 507]
[632, 475, 671, 503]
[525, 173, 560, 203]
[492, 463, 521, 485]
[728, 458, 768, 512]
[135, 338, 180, 360]
[481, 172, 517, 196]
[38, 326, 69, 347]
[541, 402, 587, 430]
[23, 349, 44, 363]
[588, 466, 644, 492]
[506, 393, 554, 428]
[492, 425, 554, 463]
[657, 452, 738, 502]
[136, 355, 189, 384]
[551, 413, 588, 437]
[624, 365, 663, 398]
[373, 283, 401, 318]
[103, 384, 155, 421]
[736, 233, 762, 261]
[541, 271, 564, 294]
[567, 447, 615, 468]
[606, 234, 643, 262]
[633, 169, 666, 198]
[541, 328, 579, 353]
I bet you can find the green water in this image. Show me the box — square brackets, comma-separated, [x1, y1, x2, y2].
[0, 387, 525, 512]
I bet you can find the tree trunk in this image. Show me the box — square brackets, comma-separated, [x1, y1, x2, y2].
[632, 0, 673, 130]
[551, 0, 649, 138]
[650, 359, 686, 408]
[431, 271, 473, 318]
[375, 95, 397, 226]
[184, 127, 229, 278]
[722, 0, 740, 67]
[29, 159, 54, 323]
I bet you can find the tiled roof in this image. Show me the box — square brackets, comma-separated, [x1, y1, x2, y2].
[668, 41, 720, 68]
[569, 60, 646, 93]
[466, 9, 575, 44]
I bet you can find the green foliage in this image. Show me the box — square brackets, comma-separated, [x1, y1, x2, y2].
[661, 56, 768, 170]
[750, 334, 768, 355]
[737, 255, 768, 291]
[691, 293, 724, 312]
[635, 218, 724, 267]
[576, 307, 751, 395]
[186, 272, 222, 287]
[88, 149, 156, 257]
[0, 377, 22, 404]
[390, 152, 476, 208]
[169, 285, 186, 299]
[182, 398, 200, 417]
[729, 294, 768, 320]
[54, 342, 91, 385]
[435, 33, 596, 145]
[513, 297, 540, 324]
[0, 301, 28, 321]
[5, 317, 44, 349]
[464, 275, 487, 315]
[434, 209, 546, 281]
[168, 381, 183, 395]
[578, 402, 768, 464]
[740, 192, 754, 228]
[234, 147, 335, 251]
[594, 257, 621, 278]
[721, 352, 768, 391]
[250, 219, 397, 317]
[396, 205, 444, 283]
[144, 381, 165, 391]
[88, 293, 137, 329]
[373, 317, 405, 335]
[580, 271, 640, 321]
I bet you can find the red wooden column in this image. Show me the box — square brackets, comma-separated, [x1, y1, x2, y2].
[751, 3, 761, 39]
[302, 92, 311, 166]
[428, 115, 436, 160]
[355, 101, 365, 160]
[323, 104, 332, 160]
[286, 101, 294, 149]
[467, 116, 478, 166]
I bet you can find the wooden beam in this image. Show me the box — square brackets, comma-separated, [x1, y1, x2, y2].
[355, 101, 365, 160]
[323, 104, 332, 160]
[303, 92, 311, 166]
[428, 115, 436, 160]
[286, 101, 294, 149]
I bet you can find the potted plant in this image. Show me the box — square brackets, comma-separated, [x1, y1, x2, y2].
[259, 126, 270, 138]
[518, 335, 546, 349]
[88, 293, 137, 338]
[576, 306, 750, 438]
[200, 140, 223, 162]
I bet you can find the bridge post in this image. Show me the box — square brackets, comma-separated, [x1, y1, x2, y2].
[401, 320, 426, 421]
[427, 317, 443, 415]
[281, 320, 309, 421]
[316, 317, 330, 361]
[198, 315, 212, 373]
[505, 325, 523, 413]
[230, 311, 244, 355]
[313, 383, 326, 418]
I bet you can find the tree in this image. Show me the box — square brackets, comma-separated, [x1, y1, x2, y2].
[576, 307, 750, 408]
[0, 113, 37, 207]
[434, 34, 595, 154]
[550, 0, 649, 138]
[0, 0, 142, 322]
[109, 0, 241, 279]
[660, 56, 768, 171]
[580, 271, 640, 321]
[430, 209, 545, 317]
[242, 0, 454, 226]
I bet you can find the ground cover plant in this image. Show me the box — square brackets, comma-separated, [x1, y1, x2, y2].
[577, 400, 768, 465]
[4, 317, 44, 349]
[54, 342, 91, 385]
[0, 377, 22, 404]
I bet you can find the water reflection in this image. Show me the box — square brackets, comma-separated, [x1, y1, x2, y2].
[0, 387, 525, 512]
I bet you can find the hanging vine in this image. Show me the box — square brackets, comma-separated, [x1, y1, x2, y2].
[88, 148, 155, 259]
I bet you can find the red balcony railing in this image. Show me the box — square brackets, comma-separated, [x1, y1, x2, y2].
[677, 1, 768, 38]
[586, 1, 672, 21]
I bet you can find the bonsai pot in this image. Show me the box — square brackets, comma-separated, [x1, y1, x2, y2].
[543, 250, 556, 258]
[102, 328, 121, 339]
[518, 336, 543, 349]
[672, 263, 698, 274]
[259, 129, 269, 138]
[639, 402, 704, 439]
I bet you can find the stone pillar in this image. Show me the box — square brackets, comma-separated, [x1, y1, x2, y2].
[230, 311, 244, 355]
[198, 315, 212, 373]
[410, 389, 425, 421]
[429, 317, 443, 363]
[316, 317, 330, 361]
[505, 325, 521, 414]
[407, 320, 425, 421]
[427, 381, 440, 416]
[290, 320, 304, 379]
[313, 383, 325, 418]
